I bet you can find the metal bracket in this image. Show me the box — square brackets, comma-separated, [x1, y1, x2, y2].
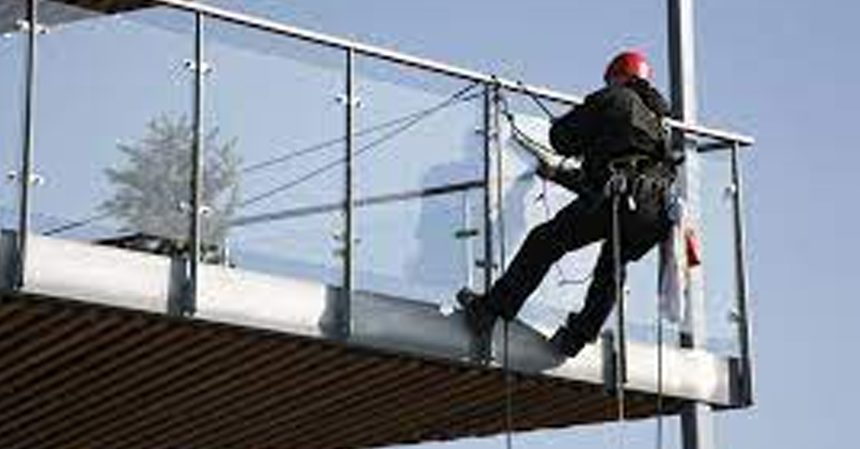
[15, 19, 49, 35]
[724, 182, 738, 200]
[335, 94, 362, 108]
[473, 126, 499, 139]
[178, 201, 213, 217]
[454, 228, 479, 239]
[601, 330, 618, 396]
[0, 231, 20, 292]
[183, 59, 214, 75]
[167, 254, 196, 317]
[726, 356, 754, 408]
[6, 170, 44, 186]
[332, 230, 360, 259]
[474, 259, 499, 271]
[332, 245, 360, 259]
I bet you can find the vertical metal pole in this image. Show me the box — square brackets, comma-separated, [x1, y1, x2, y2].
[668, 1, 715, 448]
[187, 10, 205, 315]
[730, 141, 753, 405]
[481, 84, 494, 295]
[491, 85, 514, 449]
[16, 0, 39, 289]
[340, 47, 355, 340]
[492, 85, 505, 270]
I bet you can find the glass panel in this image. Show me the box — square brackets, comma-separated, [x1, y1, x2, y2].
[196, 0, 667, 91]
[0, 0, 25, 230]
[33, 2, 194, 247]
[354, 57, 485, 310]
[495, 89, 678, 343]
[492, 89, 599, 335]
[205, 17, 344, 286]
[700, 150, 739, 355]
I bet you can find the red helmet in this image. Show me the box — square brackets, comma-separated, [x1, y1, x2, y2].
[604, 51, 652, 83]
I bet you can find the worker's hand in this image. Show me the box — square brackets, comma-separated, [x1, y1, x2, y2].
[536, 160, 557, 180]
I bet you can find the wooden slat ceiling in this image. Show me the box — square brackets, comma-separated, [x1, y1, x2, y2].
[0, 0, 154, 17]
[0, 0, 155, 34]
[0, 295, 684, 449]
[48, 0, 155, 15]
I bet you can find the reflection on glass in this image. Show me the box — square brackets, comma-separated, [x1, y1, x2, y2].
[33, 3, 195, 247]
[495, 90, 695, 345]
[700, 151, 739, 355]
[493, 93, 598, 334]
[205, 17, 345, 286]
[0, 4, 24, 231]
[354, 57, 485, 307]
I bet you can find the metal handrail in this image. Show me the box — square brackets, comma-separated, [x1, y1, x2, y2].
[154, 0, 754, 148]
[666, 118, 755, 147]
[153, 0, 580, 104]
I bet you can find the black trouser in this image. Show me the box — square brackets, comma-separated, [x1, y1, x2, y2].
[484, 171, 672, 344]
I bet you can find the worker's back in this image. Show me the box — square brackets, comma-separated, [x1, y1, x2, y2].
[550, 81, 668, 186]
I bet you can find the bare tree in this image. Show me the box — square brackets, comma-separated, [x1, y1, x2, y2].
[100, 114, 240, 252]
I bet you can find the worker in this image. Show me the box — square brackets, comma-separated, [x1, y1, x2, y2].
[459, 51, 676, 358]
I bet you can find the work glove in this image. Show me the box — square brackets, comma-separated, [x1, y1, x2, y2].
[539, 158, 587, 194]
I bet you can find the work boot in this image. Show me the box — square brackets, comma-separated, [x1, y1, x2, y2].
[456, 288, 497, 353]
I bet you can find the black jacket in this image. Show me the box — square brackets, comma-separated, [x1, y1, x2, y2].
[549, 79, 670, 187]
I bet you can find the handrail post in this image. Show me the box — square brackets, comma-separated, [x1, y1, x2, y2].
[153, 1, 755, 147]
[730, 140, 754, 405]
[491, 84, 506, 271]
[668, 0, 716, 447]
[186, 10, 205, 316]
[481, 83, 494, 296]
[15, 0, 40, 289]
[338, 47, 356, 341]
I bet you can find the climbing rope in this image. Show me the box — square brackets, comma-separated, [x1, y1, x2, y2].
[503, 320, 513, 449]
[492, 86, 676, 449]
[41, 83, 481, 237]
[241, 92, 482, 175]
[495, 90, 593, 293]
[240, 82, 482, 208]
[656, 282, 666, 449]
[515, 80, 558, 120]
[515, 84, 670, 449]
[609, 171, 628, 448]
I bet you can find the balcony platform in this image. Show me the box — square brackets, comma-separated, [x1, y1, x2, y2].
[0, 233, 742, 449]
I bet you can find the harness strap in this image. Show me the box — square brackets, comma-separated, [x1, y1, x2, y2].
[607, 154, 655, 173]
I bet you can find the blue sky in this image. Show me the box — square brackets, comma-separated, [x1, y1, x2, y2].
[3, 0, 859, 448]
[236, 1, 860, 448]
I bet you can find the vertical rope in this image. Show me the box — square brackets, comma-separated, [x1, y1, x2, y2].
[504, 321, 513, 449]
[611, 177, 627, 449]
[656, 300, 665, 449]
